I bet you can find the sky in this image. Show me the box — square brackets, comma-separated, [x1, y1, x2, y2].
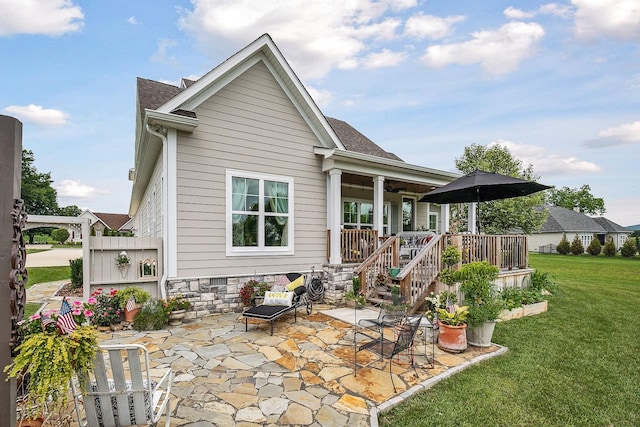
[1, 0, 639, 227]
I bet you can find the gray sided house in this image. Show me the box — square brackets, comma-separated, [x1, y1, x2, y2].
[128, 34, 457, 314]
[529, 205, 631, 253]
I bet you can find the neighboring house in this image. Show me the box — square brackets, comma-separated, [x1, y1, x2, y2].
[128, 34, 458, 310]
[78, 210, 132, 239]
[529, 205, 631, 253]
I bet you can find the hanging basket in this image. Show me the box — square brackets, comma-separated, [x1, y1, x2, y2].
[117, 263, 130, 279]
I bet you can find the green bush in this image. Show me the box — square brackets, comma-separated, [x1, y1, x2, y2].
[51, 228, 70, 244]
[557, 233, 570, 255]
[602, 238, 616, 257]
[586, 236, 602, 256]
[569, 235, 584, 255]
[457, 261, 503, 327]
[530, 269, 558, 294]
[116, 286, 151, 308]
[620, 238, 637, 257]
[69, 258, 83, 288]
[133, 300, 168, 331]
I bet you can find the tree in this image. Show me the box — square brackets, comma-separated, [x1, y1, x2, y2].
[51, 228, 70, 244]
[59, 205, 82, 216]
[570, 235, 584, 255]
[545, 185, 605, 215]
[454, 143, 547, 234]
[620, 238, 637, 258]
[21, 149, 59, 215]
[602, 238, 616, 257]
[557, 233, 570, 255]
[586, 235, 602, 256]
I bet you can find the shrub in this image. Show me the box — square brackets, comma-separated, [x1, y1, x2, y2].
[557, 233, 570, 255]
[586, 236, 602, 256]
[69, 257, 83, 288]
[569, 235, 584, 255]
[239, 280, 271, 306]
[620, 238, 637, 257]
[602, 238, 617, 257]
[133, 300, 168, 331]
[51, 228, 70, 244]
[530, 269, 558, 294]
[116, 286, 151, 308]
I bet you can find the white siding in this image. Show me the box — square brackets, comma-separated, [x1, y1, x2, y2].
[175, 61, 327, 277]
[134, 154, 163, 238]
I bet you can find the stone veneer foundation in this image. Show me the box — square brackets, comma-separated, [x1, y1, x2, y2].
[165, 263, 361, 319]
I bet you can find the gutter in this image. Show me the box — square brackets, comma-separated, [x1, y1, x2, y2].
[145, 123, 168, 300]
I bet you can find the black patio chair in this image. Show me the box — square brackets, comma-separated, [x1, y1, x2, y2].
[358, 313, 423, 392]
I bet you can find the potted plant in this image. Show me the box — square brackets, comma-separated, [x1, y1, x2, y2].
[116, 286, 151, 322]
[164, 295, 192, 326]
[115, 250, 131, 278]
[344, 276, 365, 309]
[5, 303, 99, 423]
[86, 288, 122, 331]
[435, 304, 469, 353]
[239, 279, 271, 306]
[457, 261, 503, 347]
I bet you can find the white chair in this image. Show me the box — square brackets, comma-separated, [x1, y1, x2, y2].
[72, 344, 172, 427]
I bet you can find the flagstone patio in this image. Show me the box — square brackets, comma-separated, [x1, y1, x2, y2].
[27, 282, 506, 426]
[94, 305, 506, 427]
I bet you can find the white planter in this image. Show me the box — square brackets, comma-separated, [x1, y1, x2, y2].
[522, 300, 548, 316]
[466, 321, 496, 347]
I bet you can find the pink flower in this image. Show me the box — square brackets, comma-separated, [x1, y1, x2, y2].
[73, 300, 82, 306]
[84, 309, 94, 317]
[29, 314, 41, 320]
[88, 297, 97, 304]
[73, 309, 82, 316]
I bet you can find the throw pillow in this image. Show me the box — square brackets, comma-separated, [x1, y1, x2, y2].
[263, 291, 294, 306]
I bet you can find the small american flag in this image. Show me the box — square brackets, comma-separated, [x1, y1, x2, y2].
[126, 294, 137, 312]
[41, 315, 56, 330]
[57, 299, 77, 334]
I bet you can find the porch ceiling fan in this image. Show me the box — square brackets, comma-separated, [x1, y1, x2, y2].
[384, 180, 406, 193]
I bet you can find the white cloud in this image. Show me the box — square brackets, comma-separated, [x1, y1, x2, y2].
[0, 0, 83, 36]
[178, 0, 416, 80]
[362, 49, 407, 69]
[404, 13, 465, 40]
[573, 0, 640, 41]
[539, 3, 573, 18]
[421, 22, 545, 75]
[504, 7, 535, 20]
[582, 121, 640, 148]
[56, 180, 104, 198]
[3, 104, 68, 126]
[306, 85, 334, 108]
[152, 38, 178, 64]
[490, 140, 602, 175]
[127, 16, 140, 25]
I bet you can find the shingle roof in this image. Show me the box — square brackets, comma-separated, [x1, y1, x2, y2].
[593, 217, 630, 233]
[92, 212, 131, 231]
[535, 205, 617, 233]
[325, 117, 403, 161]
[137, 77, 184, 122]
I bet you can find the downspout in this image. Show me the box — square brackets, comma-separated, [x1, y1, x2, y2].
[146, 123, 168, 299]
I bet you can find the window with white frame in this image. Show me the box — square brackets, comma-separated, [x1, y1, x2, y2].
[428, 212, 439, 232]
[227, 170, 294, 255]
[342, 200, 390, 234]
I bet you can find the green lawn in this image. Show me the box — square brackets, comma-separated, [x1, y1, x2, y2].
[27, 266, 70, 289]
[379, 254, 640, 427]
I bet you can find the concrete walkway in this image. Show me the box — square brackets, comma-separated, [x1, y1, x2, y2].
[27, 281, 507, 426]
[25, 247, 83, 267]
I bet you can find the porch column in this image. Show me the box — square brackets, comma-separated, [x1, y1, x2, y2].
[441, 204, 450, 233]
[468, 202, 477, 234]
[373, 176, 384, 237]
[328, 169, 342, 264]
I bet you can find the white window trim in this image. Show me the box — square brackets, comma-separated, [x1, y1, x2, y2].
[226, 169, 295, 256]
[342, 198, 390, 234]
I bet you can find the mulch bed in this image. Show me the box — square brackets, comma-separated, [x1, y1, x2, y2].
[55, 282, 83, 297]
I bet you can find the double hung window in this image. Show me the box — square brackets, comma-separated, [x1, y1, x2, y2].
[227, 170, 293, 255]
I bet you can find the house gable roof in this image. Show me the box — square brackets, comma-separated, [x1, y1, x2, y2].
[536, 205, 610, 233]
[593, 217, 630, 233]
[92, 212, 132, 231]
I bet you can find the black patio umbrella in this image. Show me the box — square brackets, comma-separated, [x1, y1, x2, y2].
[418, 169, 551, 233]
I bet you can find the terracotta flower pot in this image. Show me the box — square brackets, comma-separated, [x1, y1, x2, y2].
[437, 323, 468, 353]
[124, 305, 140, 322]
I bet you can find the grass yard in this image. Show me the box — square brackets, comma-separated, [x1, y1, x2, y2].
[27, 266, 70, 289]
[379, 254, 640, 427]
